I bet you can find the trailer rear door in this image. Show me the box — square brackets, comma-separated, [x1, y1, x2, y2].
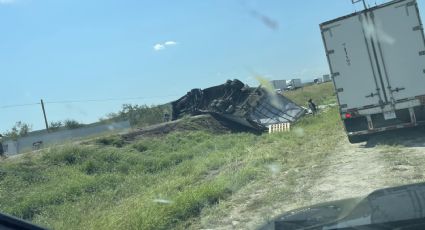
[321, 14, 384, 111]
[369, 0, 425, 102]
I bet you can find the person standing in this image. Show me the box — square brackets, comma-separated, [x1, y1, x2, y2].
[163, 113, 170, 122]
[308, 99, 317, 115]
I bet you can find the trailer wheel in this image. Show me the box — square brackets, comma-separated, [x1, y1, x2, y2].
[348, 135, 368, 144]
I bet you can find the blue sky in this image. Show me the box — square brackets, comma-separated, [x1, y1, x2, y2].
[1, 0, 423, 133]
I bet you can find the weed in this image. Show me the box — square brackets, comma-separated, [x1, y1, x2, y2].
[95, 135, 125, 147]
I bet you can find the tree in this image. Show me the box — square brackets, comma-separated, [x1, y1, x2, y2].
[64, 119, 83, 129]
[102, 104, 171, 127]
[49, 121, 63, 131]
[3, 121, 33, 139]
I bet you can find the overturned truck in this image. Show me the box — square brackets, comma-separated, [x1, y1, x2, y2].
[171, 79, 305, 131]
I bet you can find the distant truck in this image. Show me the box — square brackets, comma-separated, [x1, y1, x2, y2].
[314, 78, 323, 84]
[322, 74, 331, 82]
[321, 0, 425, 143]
[286, 79, 302, 90]
[270, 80, 287, 92]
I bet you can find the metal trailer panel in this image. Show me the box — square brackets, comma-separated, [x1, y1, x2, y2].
[321, 14, 383, 110]
[370, 1, 425, 102]
[321, 0, 425, 111]
[248, 91, 306, 126]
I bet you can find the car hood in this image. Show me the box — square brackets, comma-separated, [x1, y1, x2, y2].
[258, 182, 425, 230]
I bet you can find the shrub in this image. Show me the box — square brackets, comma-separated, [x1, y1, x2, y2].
[132, 142, 148, 152]
[64, 120, 84, 129]
[42, 146, 92, 165]
[95, 136, 125, 148]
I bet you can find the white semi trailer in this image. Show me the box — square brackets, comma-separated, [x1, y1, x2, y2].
[270, 80, 287, 91]
[286, 79, 302, 90]
[322, 74, 331, 82]
[321, 0, 425, 143]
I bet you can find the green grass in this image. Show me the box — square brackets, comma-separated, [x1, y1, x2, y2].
[0, 84, 344, 230]
[284, 82, 336, 107]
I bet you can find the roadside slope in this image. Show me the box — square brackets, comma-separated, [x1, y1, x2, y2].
[4, 83, 424, 230]
[198, 127, 425, 229]
[0, 107, 344, 230]
[0, 82, 342, 230]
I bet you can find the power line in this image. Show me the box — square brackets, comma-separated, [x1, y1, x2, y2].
[0, 94, 179, 110]
[0, 103, 40, 109]
[45, 95, 179, 104]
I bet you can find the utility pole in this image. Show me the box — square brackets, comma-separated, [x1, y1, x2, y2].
[40, 99, 49, 132]
[362, 0, 367, 10]
[352, 0, 368, 10]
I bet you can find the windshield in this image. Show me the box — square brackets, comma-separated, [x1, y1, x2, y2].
[1, 0, 425, 229]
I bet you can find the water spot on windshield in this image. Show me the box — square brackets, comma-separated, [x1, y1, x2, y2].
[267, 163, 281, 176]
[153, 199, 174, 204]
[294, 127, 305, 137]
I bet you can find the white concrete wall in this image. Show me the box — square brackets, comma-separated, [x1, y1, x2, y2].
[2, 120, 130, 156]
[2, 140, 18, 156]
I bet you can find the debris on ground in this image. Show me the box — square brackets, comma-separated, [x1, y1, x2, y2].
[171, 79, 305, 131]
[122, 114, 254, 140]
[123, 79, 306, 139]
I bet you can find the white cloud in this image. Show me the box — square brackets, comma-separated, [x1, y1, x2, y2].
[153, 40, 178, 51]
[0, 0, 16, 4]
[153, 43, 165, 51]
[164, 41, 177, 46]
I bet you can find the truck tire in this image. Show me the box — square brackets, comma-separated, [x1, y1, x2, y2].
[348, 135, 368, 144]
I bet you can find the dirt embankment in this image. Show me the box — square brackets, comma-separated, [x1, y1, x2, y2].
[122, 114, 258, 141]
[201, 127, 425, 230]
